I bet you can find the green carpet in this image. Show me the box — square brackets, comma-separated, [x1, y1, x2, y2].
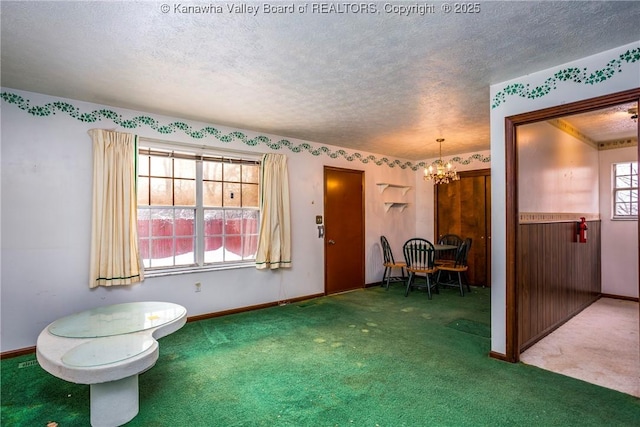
[2, 286, 638, 426]
[446, 318, 491, 338]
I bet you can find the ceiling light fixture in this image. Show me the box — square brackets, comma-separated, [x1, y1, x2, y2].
[423, 138, 459, 185]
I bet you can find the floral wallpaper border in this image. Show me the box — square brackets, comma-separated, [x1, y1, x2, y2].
[1, 91, 490, 171]
[491, 48, 640, 109]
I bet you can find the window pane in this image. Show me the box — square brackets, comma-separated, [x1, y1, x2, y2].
[137, 209, 150, 238]
[150, 178, 173, 205]
[175, 209, 195, 236]
[139, 238, 150, 265]
[223, 183, 242, 207]
[203, 161, 222, 181]
[204, 209, 224, 235]
[226, 235, 243, 259]
[174, 158, 195, 179]
[224, 163, 241, 182]
[225, 210, 243, 234]
[242, 210, 259, 258]
[174, 179, 195, 206]
[204, 209, 224, 263]
[137, 177, 149, 206]
[616, 190, 632, 203]
[616, 203, 632, 216]
[243, 209, 259, 234]
[204, 236, 224, 263]
[150, 156, 171, 177]
[243, 233, 258, 259]
[616, 163, 631, 175]
[242, 183, 259, 207]
[151, 209, 174, 236]
[616, 176, 631, 189]
[224, 210, 242, 259]
[242, 164, 259, 183]
[205, 236, 223, 251]
[138, 155, 150, 176]
[175, 237, 195, 265]
[151, 238, 174, 266]
[203, 181, 222, 207]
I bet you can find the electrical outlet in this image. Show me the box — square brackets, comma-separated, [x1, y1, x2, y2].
[195, 282, 201, 292]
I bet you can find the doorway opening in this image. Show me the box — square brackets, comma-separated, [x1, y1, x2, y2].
[504, 88, 640, 365]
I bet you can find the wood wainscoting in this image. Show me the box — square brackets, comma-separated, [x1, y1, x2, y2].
[518, 219, 601, 351]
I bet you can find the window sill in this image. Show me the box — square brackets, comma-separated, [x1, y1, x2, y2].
[611, 217, 638, 221]
[143, 262, 256, 278]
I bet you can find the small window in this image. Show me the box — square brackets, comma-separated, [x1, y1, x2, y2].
[612, 162, 638, 219]
[137, 144, 260, 272]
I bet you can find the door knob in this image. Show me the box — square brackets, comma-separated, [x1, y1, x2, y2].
[328, 239, 336, 245]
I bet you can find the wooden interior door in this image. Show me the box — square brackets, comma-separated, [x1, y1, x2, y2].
[435, 169, 491, 287]
[324, 167, 365, 294]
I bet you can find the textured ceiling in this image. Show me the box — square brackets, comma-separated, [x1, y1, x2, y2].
[1, 1, 639, 160]
[561, 102, 638, 143]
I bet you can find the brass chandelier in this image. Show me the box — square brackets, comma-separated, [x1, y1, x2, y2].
[423, 138, 459, 184]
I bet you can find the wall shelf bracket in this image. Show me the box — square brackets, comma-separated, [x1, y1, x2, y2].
[384, 202, 408, 212]
[376, 183, 411, 195]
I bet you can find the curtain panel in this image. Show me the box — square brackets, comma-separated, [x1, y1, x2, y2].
[89, 129, 144, 287]
[256, 154, 292, 270]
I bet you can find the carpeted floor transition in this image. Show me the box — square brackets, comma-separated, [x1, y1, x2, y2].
[2, 285, 639, 426]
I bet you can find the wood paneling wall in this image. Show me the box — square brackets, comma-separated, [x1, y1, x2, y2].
[518, 220, 601, 350]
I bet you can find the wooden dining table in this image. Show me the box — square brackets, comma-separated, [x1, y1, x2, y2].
[433, 244, 458, 251]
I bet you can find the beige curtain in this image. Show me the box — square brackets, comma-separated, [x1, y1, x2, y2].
[89, 129, 144, 287]
[256, 154, 291, 269]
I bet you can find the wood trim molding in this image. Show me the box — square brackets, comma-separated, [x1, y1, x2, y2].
[548, 118, 598, 148]
[489, 351, 509, 362]
[187, 293, 326, 323]
[505, 115, 519, 363]
[598, 138, 637, 151]
[600, 293, 639, 302]
[0, 346, 36, 360]
[519, 212, 600, 224]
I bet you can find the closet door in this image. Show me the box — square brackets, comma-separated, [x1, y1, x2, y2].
[435, 169, 491, 287]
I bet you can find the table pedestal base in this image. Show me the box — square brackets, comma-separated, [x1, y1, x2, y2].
[90, 375, 138, 427]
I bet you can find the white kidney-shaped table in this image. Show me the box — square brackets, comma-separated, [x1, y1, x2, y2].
[37, 301, 187, 427]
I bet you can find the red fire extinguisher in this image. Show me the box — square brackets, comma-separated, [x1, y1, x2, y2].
[577, 217, 588, 243]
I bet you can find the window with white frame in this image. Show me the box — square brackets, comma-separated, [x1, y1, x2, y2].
[137, 144, 260, 271]
[612, 161, 638, 219]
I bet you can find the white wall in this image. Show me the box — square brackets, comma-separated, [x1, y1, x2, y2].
[599, 146, 639, 298]
[0, 89, 421, 352]
[490, 41, 640, 355]
[517, 121, 599, 214]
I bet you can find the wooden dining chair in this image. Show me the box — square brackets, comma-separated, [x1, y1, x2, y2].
[380, 236, 407, 290]
[436, 238, 471, 296]
[402, 238, 439, 299]
[436, 233, 462, 265]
